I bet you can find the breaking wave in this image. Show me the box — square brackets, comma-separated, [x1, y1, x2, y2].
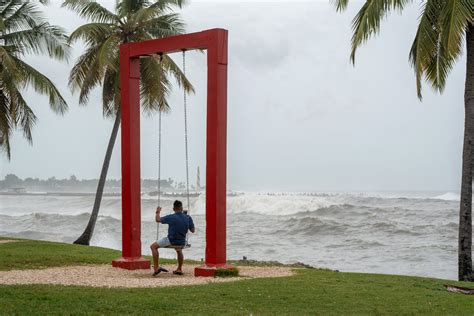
[431, 192, 460, 201]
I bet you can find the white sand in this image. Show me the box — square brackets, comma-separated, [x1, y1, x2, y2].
[0, 265, 294, 288]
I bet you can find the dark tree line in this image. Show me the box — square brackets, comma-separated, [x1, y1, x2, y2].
[0, 174, 175, 191]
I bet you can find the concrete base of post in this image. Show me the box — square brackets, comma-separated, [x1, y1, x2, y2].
[194, 264, 236, 277]
[112, 257, 150, 270]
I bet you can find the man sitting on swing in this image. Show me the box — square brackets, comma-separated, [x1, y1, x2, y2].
[150, 200, 195, 276]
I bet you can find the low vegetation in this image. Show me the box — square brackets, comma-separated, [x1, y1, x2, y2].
[215, 268, 239, 278]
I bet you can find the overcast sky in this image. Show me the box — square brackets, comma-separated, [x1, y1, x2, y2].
[0, 0, 467, 192]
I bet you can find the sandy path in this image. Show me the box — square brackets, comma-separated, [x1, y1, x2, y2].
[0, 240, 19, 244]
[0, 265, 294, 288]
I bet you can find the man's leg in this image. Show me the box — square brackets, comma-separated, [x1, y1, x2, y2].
[176, 249, 184, 272]
[150, 242, 160, 272]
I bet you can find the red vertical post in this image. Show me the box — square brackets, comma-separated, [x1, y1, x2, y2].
[112, 29, 232, 275]
[195, 29, 234, 276]
[112, 44, 150, 269]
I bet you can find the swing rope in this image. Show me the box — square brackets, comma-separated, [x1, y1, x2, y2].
[182, 49, 191, 247]
[183, 50, 191, 214]
[156, 53, 164, 241]
[156, 51, 192, 248]
[156, 110, 162, 240]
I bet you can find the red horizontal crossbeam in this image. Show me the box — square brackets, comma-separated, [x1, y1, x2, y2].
[127, 29, 227, 62]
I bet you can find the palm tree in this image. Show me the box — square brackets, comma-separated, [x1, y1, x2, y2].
[0, 0, 69, 159]
[63, 0, 193, 245]
[333, 0, 474, 281]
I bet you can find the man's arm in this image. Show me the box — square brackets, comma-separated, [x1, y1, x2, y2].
[189, 216, 195, 233]
[155, 207, 161, 223]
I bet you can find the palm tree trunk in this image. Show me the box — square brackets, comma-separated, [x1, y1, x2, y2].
[459, 24, 474, 282]
[74, 108, 121, 245]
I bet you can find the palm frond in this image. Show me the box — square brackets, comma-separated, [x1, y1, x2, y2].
[0, 18, 5, 32]
[3, 23, 70, 60]
[0, 127, 12, 160]
[162, 54, 194, 94]
[0, 93, 12, 137]
[116, 0, 134, 17]
[96, 35, 120, 73]
[1, 1, 25, 20]
[350, 0, 412, 64]
[101, 68, 119, 117]
[13, 91, 37, 143]
[332, 0, 349, 12]
[439, 0, 471, 65]
[129, 5, 162, 26]
[409, 0, 442, 98]
[0, 46, 19, 77]
[61, 0, 118, 23]
[72, 33, 120, 106]
[116, 0, 148, 17]
[140, 54, 171, 114]
[0, 91, 12, 159]
[68, 22, 115, 46]
[77, 54, 102, 105]
[409, 0, 471, 98]
[2, 76, 37, 144]
[12, 56, 68, 114]
[68, 44, 101, 93]
[150, 0, 186, 11]
[144, 13, 185, 38]
[117, 0, 185, 18]
[3, 1, 44, 33]
[131, 0, 185, 25]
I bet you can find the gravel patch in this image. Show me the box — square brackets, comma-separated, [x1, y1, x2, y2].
[0, 265, 295, 288]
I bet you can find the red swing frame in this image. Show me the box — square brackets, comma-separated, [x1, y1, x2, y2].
[112, 29, 234, 276]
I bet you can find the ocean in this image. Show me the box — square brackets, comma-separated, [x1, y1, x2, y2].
[0, 191, 460, 280]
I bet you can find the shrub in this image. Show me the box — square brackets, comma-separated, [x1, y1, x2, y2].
[215, 268, 239, 278]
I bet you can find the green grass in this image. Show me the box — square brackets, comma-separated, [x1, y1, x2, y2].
[0, 238, 180, 271]
[1, 238, 474, 315]
[0, 238, 119, 270]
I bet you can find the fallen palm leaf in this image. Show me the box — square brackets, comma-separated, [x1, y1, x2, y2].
[444, 285, 474, 295]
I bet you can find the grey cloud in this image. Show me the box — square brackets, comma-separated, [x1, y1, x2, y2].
[1, 1, 466, 192]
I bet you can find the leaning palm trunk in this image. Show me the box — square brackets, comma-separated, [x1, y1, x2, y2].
[74, 108, 121, 245]
[459, 24, 474, 282]
[66, 0, 192, 245]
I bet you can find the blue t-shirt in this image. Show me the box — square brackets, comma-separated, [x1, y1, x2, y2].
[160, 212, 195, 245]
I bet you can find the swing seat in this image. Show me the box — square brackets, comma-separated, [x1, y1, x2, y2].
[165, 243, 191, 250]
